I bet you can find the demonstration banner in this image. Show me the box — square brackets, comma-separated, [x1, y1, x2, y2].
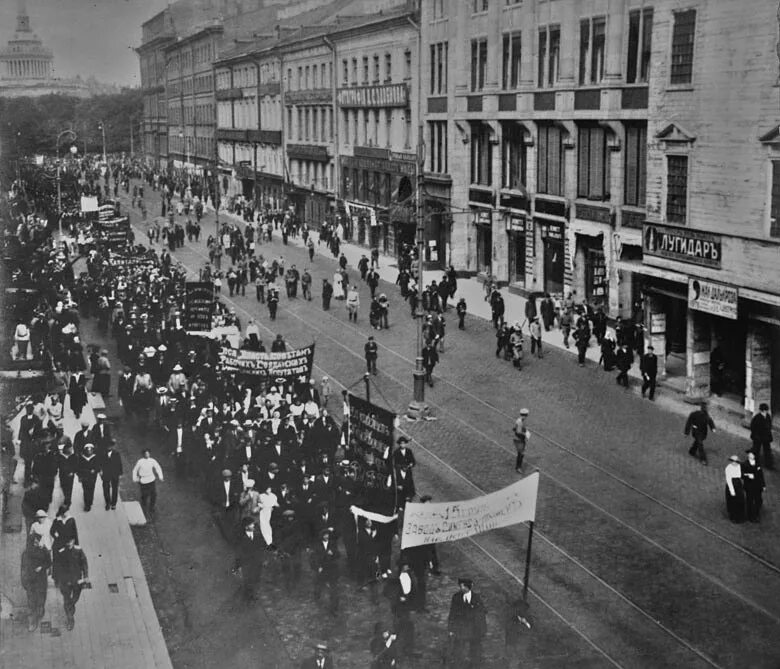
[184, 282, 215, 332]
[401, 473, 539, 549]
[219, 344, 315, 379]
[348, 393, 395, 455]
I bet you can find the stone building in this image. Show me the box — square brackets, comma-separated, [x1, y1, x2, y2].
[0, 0, 99, 99]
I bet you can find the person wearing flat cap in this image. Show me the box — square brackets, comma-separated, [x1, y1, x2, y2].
[447, 577, 487, 668]
[209, 468, 241, 542]
[300, 642, 333, 669]
[77, 444, 101, 512]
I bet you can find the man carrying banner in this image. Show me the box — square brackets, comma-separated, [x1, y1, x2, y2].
[447, 578, 487, 668]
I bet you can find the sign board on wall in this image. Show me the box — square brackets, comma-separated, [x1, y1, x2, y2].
[688, 278, 738, 320]
[643, 223, 722, 269]
[650, 313, 667, 334]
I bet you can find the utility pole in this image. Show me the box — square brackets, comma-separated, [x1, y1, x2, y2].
[99, 121, 106, 163]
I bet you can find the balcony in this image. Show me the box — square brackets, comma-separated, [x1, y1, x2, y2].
[215, 88, 243, 101]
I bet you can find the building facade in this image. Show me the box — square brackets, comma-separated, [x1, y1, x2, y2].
[138, 10, 174, 167]
[280, 29, 337, 225]
[331, 10, 419, 253]
[166, 25, 223, 185]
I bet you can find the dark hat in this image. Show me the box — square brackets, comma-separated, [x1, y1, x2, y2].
[242, 517, 255, 528]
[397, 436, 410, 445]
[269, 462, 279, 471]
[419, 494, 433, 503]
[647, 344, 654, 351]
[319, 527, 331, 538]
[759, 402, 770, 411]
[458, 578, 473, 589]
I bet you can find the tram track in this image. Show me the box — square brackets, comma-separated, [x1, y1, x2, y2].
[121, 201, 776, 666]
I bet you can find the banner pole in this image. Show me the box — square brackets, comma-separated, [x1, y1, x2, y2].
[523, 521, 534, 601]
[364, 372, 371, 403]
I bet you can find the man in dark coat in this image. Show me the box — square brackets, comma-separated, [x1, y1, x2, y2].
[31, 440, 58, 506]
[742, 451, 766, 523]
[88, 413, 112, 460]
[640, 345, 658, 400]
[77, 444, 101, 511]
[365, 336, 378, 375]
[422, 342, 439, 388]
[21, 535, 51, 631]
[447, 578, 487, 668]
[52, 537, 89, 631]
[322, 279, 333, 310]
[233, 517, 264, 600]
[300, 643, 334, 669]
[311, 527, 340, 614]
[749, 403, 774, 469]
[57, 442, 78, 506]
[19, 403, 41, 485]
[276, 509, 305, 591]
[615, 343, 633, 387]
[209, 468, 241, 542]
[684, 402, 716, 464]
[21, 481, 49, 536]
[101, 440, 123, 510]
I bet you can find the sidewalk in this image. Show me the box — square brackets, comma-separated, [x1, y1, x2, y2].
[0, 399, 172, 669]
[206, 204, 751, 442]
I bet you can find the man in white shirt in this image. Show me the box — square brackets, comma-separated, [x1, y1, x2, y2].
[131, 449, 164, 517]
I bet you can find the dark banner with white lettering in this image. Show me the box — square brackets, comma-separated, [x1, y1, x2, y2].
[643, 222, 722, 269]
[219, 344, 315, 379]
[348, 393, 396, 455]
[184, 282, 215, 332]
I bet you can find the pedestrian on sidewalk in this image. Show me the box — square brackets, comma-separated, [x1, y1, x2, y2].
[371, 247, 380, 269]
[339, 253, 348, 271]
[101, 439, 123, 510]
[56, 442, 78, 507]
[599, 331, 616, 371]
[742, 451, 766, 522]
[574, 323, 590, 367]
[358, 254, 369, 280]
[615, 344, 632, 387]
[560, 309, 573, 348]
[367, 268, 380, 300]
[307, 237, 315, 262]
[724, 455, 745, 523]
[456, 298, 467, 330]
[21, 534, 51, 632]
[530, 317, 543, 358]
[50, 504, 78, 556]
[513, 408, 530, 473]
[77, 444, 100, 512]
[346, 285, 360, 322]
[301, 268, 312, 301]
[491, 292, 505, 330]
[365, 336, 378, 375]
[640, 345, 658, 400]
[132, 448, 164, 517]
[749, 403, 774, 469]
[53, 537, 89, 631]
[684, 402, 715, 465]
[22, 483, 48, 537]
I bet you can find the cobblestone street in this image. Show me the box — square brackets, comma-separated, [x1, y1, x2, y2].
[110, 188, 780, 668]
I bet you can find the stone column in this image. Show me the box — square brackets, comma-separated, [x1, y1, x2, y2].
[644, 295, 667, 377]
[685, 310, 711, 399]
[744, 321, 772, 421]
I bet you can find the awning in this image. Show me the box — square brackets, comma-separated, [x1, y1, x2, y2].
[615, 260, 688, 284]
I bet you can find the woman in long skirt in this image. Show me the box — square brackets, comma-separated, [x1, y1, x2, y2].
[333, 270, 345, 300]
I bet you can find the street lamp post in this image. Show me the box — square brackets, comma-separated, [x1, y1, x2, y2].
[98, 121, 107, 163]
[55, 129, 78, 241]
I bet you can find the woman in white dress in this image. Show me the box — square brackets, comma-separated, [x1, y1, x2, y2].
[257, 485, 279, 547]
[333, 270, 345, 300]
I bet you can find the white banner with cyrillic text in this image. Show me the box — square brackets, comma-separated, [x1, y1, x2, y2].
[401, 473, 539, 549]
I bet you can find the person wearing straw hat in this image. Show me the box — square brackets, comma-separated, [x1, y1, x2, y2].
[300, 642, 333, 669]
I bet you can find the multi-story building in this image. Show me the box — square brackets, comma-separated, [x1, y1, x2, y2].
[423, 0, 780, 411]
[138, 10, 174, 167]
[215, 38, 286, 209]
[625, 1, 780, 413]
[280, 26, 337, 225]
[165, 23, 224, 186]
[331, 8, 419, 253]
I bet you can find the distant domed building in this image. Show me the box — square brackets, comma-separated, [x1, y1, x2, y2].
[0, 0, 116, 98]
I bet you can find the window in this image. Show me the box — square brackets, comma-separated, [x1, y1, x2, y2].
[430, 42, 448, 95]
[470, 122, 492, 185]
[385, 53, 392, 82]
[297, 67, 302, 90]
[624, 122, 647, 206]
[297, 108, 303, 141]
[470, 38, 488, 91]
[538, 25, 560, 87]
[473, 0, 488, 12]
[579, 17, 606, 84]
[770, 162, 780, 237]
[432, 0, 447, 19]
[502, 123, 526, 190]
[351, 58, 358, 85]
[342, 59, 348, 85]
[670, 9, 696, 85]
[537, 123, 564, 196]
[362, 56, 369, 84]
[404, 50, 412, 80]
[351, 110, 358, 144]
[342, 110, 350, 144]
[428, 121, 448, 174]
[577, 124, 610, 200]
[385, 110, 392, 148]
[404, 108, 412, 149]
[312, 108, 318, 141]
[502, 32, 522, 89]
[373, 110, 380, 146]
[666, 155, 688, 223]
[627, 8, 653, 83]
[373, 54, 380, 83]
